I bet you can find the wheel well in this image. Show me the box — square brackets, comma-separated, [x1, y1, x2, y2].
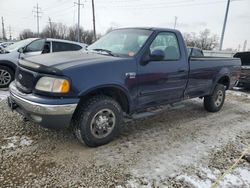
[79, 87, 130, 113]
[218, 76, 230, 90]
[0, 61, 16, 73]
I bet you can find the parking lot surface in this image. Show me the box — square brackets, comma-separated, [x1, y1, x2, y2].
[0, 89, 250, 187]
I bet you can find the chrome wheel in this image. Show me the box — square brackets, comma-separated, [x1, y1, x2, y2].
[90, 109, 116, 139]
[214, 90, 224, 107]
[0, 69, 11, 86]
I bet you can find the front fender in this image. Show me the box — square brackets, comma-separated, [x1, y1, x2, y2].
[78, 83, 132, 103]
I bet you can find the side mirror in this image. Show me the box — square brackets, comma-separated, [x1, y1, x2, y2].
[149, 49, 165, 61]
[18, 47, 24, 53]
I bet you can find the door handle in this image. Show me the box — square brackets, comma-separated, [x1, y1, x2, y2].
[178, 69, 186, 73]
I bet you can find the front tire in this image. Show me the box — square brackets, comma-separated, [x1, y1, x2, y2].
[73, 95, 123, 147]
[0, 66, 14, 88]
[204, 84, 226, 112]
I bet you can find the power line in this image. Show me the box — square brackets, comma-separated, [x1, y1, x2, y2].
[92, 0, 230, 9]
[44, 5, 75, 18]
[33, 3, 42, 36]
[42, 0, 71, 11]
[74, 0, 84, 42]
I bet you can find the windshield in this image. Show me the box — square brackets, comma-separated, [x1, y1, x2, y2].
[88, 29, 153, 57]
[5, 38, 38, 52]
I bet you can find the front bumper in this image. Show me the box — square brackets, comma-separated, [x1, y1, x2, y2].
[8, 82, 79, 129]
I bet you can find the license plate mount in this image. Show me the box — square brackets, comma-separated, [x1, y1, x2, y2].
[7, 96, 17, 111]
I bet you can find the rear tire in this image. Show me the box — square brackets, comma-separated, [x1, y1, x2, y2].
[204, 84, 226, 112]
[0, 65, 14, 88]
[73, 95, 123, 147]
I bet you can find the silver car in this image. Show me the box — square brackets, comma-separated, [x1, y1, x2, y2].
[0, 38, 87, 88]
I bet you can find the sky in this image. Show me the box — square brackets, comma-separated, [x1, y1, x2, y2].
[0, 0, 249, 50]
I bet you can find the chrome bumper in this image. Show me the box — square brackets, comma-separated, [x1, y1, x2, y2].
[9, 83, 77, 116]
[8, 82, 78, 128]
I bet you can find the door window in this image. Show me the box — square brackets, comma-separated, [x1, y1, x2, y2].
[25, 39, 45, 52]
[52, 42, 82, 52]
[150, 32, 180, 60]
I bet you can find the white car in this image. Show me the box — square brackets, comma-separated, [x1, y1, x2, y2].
[0, 42, 15, 48]
[0, 38, 87, 88]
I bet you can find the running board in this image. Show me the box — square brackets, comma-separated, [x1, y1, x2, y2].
[124, 102, 185, 122]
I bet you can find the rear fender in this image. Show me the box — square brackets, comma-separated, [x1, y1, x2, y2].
[210, 67, 230, 94]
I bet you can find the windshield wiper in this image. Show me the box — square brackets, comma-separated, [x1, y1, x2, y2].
[90, 48, 116, 56]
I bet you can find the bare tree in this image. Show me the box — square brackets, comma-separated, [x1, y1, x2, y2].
[57, 23, 67, 39]
[68, 25, 95, 44]
[41, 21, 68, 39]
[183, 29, 218, 50]
[19, 29, 36, 39]
[19, 22, 97, 45]
[105, 27, 114, 34]
[183, 32, 198, 47]
[81, 30, 95, 44]
[68, 25, 79, 42]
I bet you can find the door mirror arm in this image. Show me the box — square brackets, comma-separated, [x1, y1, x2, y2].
[140, 49, 165, 65]
[18, 47, 27, 53]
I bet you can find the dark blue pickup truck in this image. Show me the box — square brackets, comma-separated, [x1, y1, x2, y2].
[8, 28, 241, 147]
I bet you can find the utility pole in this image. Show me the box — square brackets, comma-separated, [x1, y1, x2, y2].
[173, 16, 178, 29]
[1, 17, 6, 41]
[74, 0, 84, 42]
[48, 17, 53, 38]
[219, 0, 230, 50]
[243, 40, 247, 51]
[33, 3, 42, 37]
[238, 44, 241, 52]
[92, 0, 97, 41]
[8, 26, 12, 41]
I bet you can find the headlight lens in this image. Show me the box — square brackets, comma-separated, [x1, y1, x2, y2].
[35, 77, 70, 93]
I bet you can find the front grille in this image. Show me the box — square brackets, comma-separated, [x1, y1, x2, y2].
[15, 67, 37, 93]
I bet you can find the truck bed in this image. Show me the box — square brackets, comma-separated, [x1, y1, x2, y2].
[185, 57, 241, 98]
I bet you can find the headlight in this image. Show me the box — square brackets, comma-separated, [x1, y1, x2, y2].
[35, 77, 70, 93]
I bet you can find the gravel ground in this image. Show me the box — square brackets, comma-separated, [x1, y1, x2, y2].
[0, 88, 250, 187]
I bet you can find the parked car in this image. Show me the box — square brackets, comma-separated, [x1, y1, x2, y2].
[187, 47, 204, 57]
[234, 51, 250, 89]
[0, 38, 87, 88]
[0, 46, 5, 54]
[0, 41, 15, 48]
[8, 28, 241, 147]
[0, 42, 14, 54]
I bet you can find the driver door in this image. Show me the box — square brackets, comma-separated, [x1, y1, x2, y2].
[20, 39, 46, 58]
[137, 32, 188, 108]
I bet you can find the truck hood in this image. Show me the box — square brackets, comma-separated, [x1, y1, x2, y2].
[23, 50, 126, 71]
